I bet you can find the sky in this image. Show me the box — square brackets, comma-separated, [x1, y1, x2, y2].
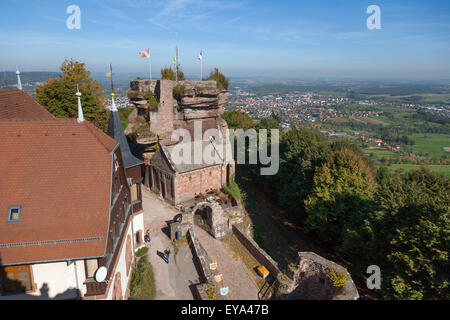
[0, 0, 449, 80]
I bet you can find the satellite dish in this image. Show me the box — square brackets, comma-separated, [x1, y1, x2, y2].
[94, 266, 108, 282]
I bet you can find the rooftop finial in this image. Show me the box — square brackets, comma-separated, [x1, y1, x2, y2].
[110, 92, 118, 112]
[16, 66, 22, 90]
[76, 85, 84, 123]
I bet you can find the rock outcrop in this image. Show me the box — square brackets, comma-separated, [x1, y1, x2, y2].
[127, 79, 228, 163]
[275, 252, 359, 300]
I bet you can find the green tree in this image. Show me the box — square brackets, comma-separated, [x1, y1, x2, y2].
[206, 68, 228, 91]
[277, 128, 330, 218]
[160, 67, 185, 80]
[304, 141, 377, 255]
[222, 110, 254, 130]
[36, 59, 108, 132]
[255, 113, 283, 133]
[375, 168, 449, 300]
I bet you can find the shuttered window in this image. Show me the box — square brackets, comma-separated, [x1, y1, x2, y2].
[85, 259, 99, 279]
[0, 265, 32, 293]
[131, 184, 138, 202]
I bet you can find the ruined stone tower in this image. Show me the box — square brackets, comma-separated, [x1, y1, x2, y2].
[126, 79, 229, 163]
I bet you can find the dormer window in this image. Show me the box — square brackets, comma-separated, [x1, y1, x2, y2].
[8, 205, 21, 224]
[114, 154, 120, 172]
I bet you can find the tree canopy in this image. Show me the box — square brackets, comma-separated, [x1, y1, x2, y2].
[206, 68, 229, 91]
[222, 110, 254, 131]
[160, 67, 185, 81]
[226, 112, 450, 300]
[375, 168, 449, 299]
[36, 59, 108, 132]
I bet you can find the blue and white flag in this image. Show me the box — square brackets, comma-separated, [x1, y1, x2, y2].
[198, 52, 203, 61]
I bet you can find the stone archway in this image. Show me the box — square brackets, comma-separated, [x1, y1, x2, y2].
[194, 205, 213, 229]
[191, 199, 231, 239]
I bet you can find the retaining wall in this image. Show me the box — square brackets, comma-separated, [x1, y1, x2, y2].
[232, 224, 281, 278]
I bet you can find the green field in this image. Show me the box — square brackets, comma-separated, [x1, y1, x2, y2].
[408, 133, 450, 158]
[388, 164, 450, 177]
[363, 148, 398, 159]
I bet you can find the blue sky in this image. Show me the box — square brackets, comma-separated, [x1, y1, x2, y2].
[0, 0, 449, 79]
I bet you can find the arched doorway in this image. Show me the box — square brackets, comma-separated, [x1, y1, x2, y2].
[194, 206, 213, 231]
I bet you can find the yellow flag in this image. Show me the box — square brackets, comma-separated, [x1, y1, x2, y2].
[173, 53, 177, 66]
[105, 72, 112, 77]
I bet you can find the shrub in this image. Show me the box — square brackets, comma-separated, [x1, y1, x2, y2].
[144, 92, 159, 112]
[161, 67, 186, 81]
[118, 107, 135, 130]
[127, 89, 141, 99]
[173, 85, 187, 110]
[135, 122, 156, 139]
[207, 68, 229, 91]
[128, 256, 156, 300]
[135, 246, 149, 257]
[222, 174, 242, 202]
[161, 67, 175, 80]
[327, 268, 347, 288]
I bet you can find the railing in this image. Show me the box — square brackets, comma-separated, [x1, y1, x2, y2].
[132, 200, 142, 213]
[84, 280, 107, 297]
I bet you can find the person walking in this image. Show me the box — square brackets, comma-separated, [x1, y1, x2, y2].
[144, 230, 151, 244]
[165, 247, 171, 264]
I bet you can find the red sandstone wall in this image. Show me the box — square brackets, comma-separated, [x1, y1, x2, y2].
[175, 165, 224, 204]
[149, 80, 175, 135]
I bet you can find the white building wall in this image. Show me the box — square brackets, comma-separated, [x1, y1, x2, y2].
[104, 212, 144, 300]
[0, 260, 87, 300]
[0, 213, 144, 301]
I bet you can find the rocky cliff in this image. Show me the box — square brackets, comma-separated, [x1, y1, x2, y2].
[127, 79, 229, 162]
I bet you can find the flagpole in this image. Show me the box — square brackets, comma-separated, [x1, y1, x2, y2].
[110, 63, 114, 94]
[175, 45, 178, 82]
[200, 53, 203, 81]
[149, 56, 152, 80]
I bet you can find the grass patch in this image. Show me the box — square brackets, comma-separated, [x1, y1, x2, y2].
[118, 107, 135, 130]
[222, 174, 242, 202]
[128, 256, 156, 300]
[408, 133, 450, 158]
[388, 164, 450, 177]
[362, 148, 398, 160]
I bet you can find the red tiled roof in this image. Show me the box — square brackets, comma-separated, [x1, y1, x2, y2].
[0, 89, 55, 120]
[0, 119, 118, 265]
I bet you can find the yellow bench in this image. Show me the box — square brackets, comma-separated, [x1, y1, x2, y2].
[257, 265, 270, 279]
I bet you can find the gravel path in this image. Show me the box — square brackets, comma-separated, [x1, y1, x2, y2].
[193, 226, 260, 300]
[141, 189, 200, 300]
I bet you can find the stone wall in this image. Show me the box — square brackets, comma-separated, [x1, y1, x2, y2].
[186, 228, 225, 300]
[232, 224, 281, 278]
[175, 165, 224, 204]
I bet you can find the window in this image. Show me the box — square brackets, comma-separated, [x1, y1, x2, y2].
[136, 230, 143, 244]
[131, 184, 138, 202]
[0, 265, 32, 293]
[8, 206, 21, 224]
[113, 154, 120, 172]
[85, 259, 99, 279]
